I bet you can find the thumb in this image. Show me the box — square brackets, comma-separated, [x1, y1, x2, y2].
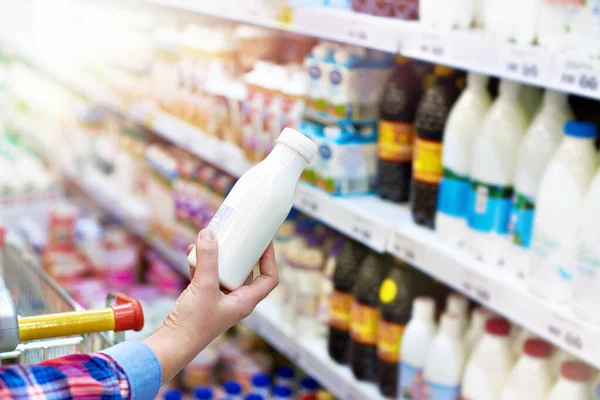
[193, 229, 219, 288]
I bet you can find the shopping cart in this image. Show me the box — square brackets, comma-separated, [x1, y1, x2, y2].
[0, 231, 144, 365]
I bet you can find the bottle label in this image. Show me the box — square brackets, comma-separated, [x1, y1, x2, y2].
[413, 138, 443, 184]
[398, 362, 427, 400]
[350, 302, 380, 345]
[438, 168, 470, 218]
[377, 121, 415, 162]
[426, 381, 460, 400]
[509, 192, 535, 248]
[207, 204, 234, 234]
[379, 278, 398, 304]
[377, 320, 405, 363]
[467, 181, 513, 235]
[329, 290, 353, 330]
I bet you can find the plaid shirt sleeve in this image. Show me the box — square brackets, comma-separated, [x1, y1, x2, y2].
[0, 352, 130, 399]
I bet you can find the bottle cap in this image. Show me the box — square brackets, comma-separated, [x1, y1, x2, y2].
[0, 225, 5, 248]
[245, 394, 264, 400]
[274, 385, 293, 397]
[470, 307, 491, 328]
[276, 366, 295, 379]
[434, 65, 454, 76]
[564, 120, 597, 139]
[485, 317, 511, 336]
[194, 387, 213, 400]
[276, 128, 318, 163]
[224, 381, 242, 395]
[446, 293, 468, 317]
[300, 377, 318, 390]
[523, 338, 552, 358]
[467, 72, 489, 88]
[163, 389, 183, 400]
[440, 313, 460, 337]
[561, 361, 592, 382]
[252, 373, 271, 388]
[413, 297, 435, 321]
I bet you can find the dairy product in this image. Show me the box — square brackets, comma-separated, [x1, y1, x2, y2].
[420, 0, 475, 29]
[464, 307, 491, 356]
[424, 313, 466, 400]
[511, 328, 536, 359]
[467, 80, 529, 266]
[500, 339, 554, 400]
[436, 72, 492, 247]
[187, 128, 317, 290]
[462, 318, 515, 400]
[514, 0, 542, 45]
[529, 121, 598, 303]
[508, 90, 573, 278]
[304, 43, 330, 115]
[445, 293, 469, 336]
[398, 297, 437, 400]
[546, 362, 592, 400]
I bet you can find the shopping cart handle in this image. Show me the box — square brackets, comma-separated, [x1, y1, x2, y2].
[112, 294, 144, 332]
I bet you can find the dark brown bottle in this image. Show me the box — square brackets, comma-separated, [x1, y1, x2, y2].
[376, 56, 424, 203]
[411, 65, 461, 228]
[328, 240, 369, 364]
[377, 261, 439, 397]
[349, 253, 391, 382]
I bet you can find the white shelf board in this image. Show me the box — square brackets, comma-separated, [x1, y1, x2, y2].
[140, 0, 600, 101]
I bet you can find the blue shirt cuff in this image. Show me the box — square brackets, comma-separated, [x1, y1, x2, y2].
[102, 340, 162, 400]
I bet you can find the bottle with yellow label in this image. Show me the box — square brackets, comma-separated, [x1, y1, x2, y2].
[349, 253, 391, 382]
[411, 65, 462, 229]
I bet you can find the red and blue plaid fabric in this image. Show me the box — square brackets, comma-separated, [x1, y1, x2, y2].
[0, 353, 130, 399]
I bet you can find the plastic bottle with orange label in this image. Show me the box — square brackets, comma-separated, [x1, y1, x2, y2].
[411, 65, 462, 229]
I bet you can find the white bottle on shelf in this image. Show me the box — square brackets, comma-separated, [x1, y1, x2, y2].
[462, 318, 515, 400]
[567, 0, 600, 58]
[445, 293, 469, 336]
[520, 86, 543, 124]
[398, 297, 437, 399]
[467, 80, 528, 266]
[423, 313, 466, 400]
[573, 155, 600, 325]
[537, 0, 571, 52]
[421, 0, 475, 29]
[500, 339, 554, 400]
[436, 72, 492, 247]
[187, 128, 317, 290]
[464, 307, 491, 357]
[508, 90, 573, 279]
[546, 362, 592, 400]
[511, 328, 536, 359]
[528, 121, 598, 303]
[514, 0, 543, 45]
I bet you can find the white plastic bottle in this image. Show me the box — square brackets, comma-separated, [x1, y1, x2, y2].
[546, 362, 592, 400]
[436, 72, 492, 247]
[528, 121, 598, 303]
[423, 313, 466, 400]
[467, 80, 529, 266]
[464, 307, 491, 357]
[398, 297, 437, 399]
[508, 90, 573, 278]
[500, 339, 554, 400]
[187, 128, 317, 289]
[514, 0, 542, 45]
[537, 0, 571, 52]
[462, 318, 515, 400]
[445, 293, 469, 335]
[573, 153, 600, 324]
[511, 328, 536, 359]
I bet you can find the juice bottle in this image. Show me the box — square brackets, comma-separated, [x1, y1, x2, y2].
[376, 56, 423, 203]
[411, 65, 461, 229]
[349, 253, 391, 382]
[328, 239, 369, 363]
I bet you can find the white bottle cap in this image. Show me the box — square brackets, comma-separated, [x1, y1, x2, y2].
[470, 307, 491, 329]
[499, 79, 522, 99]
[276, 128, 318, 163]
[467, 72, 489, 89]
[446, 293, 468, 317]
[413, 296, 435, 322]
[440, 313, 460, 337]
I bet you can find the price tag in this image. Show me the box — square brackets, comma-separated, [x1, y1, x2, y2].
[345, 17, 371, 47]
[502, 46, 553, 85]
[388, 231, 420, 264]
[349, 215, 375, 244]
[553, 58, 600, 98]
[461, 270, 494, 305]
[545, 313, 587, 355]
[295, 187, 321, 216]
[410, 31, 450, 62]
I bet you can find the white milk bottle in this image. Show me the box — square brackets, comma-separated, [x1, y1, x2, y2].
[500, 339, 554, 400]
[462, 318, 515, 400]
[573, 154, 600, 324]
[508, 90, 573, 278]
[511, 328, 536, 359]
[445, 293, 469, 335]
[546, 362, 592, 400]
[436, 72, 492, 247]
[514, 0, 542, 45]
[567, 0, 600, 58]
[464, 307, 492, 357]
[187, 128, 317, 289]
[423, 313, 466, 400]
[520, 86, 543, 123]
[467, 80, 528, 266]
[528, 121, 598, 303]
[537, 0, 571, 52]
[398, 297, 437, 400]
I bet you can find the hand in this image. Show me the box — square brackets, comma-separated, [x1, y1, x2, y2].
[143, 229, 279, 383]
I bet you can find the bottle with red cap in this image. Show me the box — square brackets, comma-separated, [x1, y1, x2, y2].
[462, 317, 516, 400]
[546, 361, 592, 400]
[500, 338, 554, 400]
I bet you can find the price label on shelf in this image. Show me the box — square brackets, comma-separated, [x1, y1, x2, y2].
[388, 231, 421, 264]
[544, 312, 588, 356]
[552, 58, 600, 98]
[348, 214, 385, 251]
[345, 17, 371, 47]
[501, 46, 553, 85]
[460, 270, 494, 305]
[294, 186, 322, 217]
[408, 30, 451, 63]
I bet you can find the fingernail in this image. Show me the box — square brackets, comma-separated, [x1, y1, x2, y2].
[199, 229, 215, 241]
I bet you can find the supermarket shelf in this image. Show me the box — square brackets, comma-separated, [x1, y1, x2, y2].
[141, 0, 600, 100]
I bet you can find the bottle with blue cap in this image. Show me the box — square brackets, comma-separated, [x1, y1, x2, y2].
[299, 377, 319, 398]
[223, 380, 243, 400]
[273, 385, 293, 400]
[245, 394, 264, 400]
[250, 373, 271, 398]
[529, 121, 599, 304]
[194, 386, 214, 400]
[163, 389, 183, 400]
[274, 366, 295, 389]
